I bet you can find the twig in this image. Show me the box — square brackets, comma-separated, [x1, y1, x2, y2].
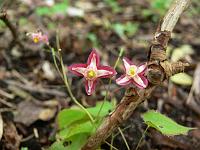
[118, 127, 130, 150]
[135, 126, 149, 150]
[0, 98, 16, 109]
[82, 0, 191, 149]
[0, 10, 24, 48]
[4, 80, 66, 97]
[0, 89, 14, 99]
[161, 0, 190, 32]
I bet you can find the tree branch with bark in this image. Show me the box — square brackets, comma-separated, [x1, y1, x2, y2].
[82, 0, 191, 149]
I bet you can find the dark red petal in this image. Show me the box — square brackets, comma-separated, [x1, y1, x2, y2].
[85, 79, 98, 95]
[122, 57, 135, 72]
[132, 75, 148, 89]
[116, 74, 132, 86]
[68, 64, 87, 76]
[87, 49, 100, 67]
[137, 63, 147, 75]
[123, 57, 134, 65]
[97, 66, 117, 78]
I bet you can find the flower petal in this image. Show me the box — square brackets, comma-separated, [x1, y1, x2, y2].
[97, 66, 117, 78]
[132, 75, 148, 89]
[137, 63, 147, 74]
[85, 80, 97, 95]
[68, 64, 87, 76]
[87, 50, 100, 69]
[116, 75, 131, 86]
[123, 57, 134, 72]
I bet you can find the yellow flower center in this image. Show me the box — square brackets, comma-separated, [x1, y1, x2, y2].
[87, 70, 96, 79]
[129, 67, 136, 76]
[33, 37, 39, 43]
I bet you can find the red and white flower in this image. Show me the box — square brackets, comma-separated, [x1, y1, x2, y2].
[68, 50, 117, 95]
[116, 57, 148, 89]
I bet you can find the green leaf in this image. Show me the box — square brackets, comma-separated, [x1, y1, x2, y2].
[171, 45, 194, 62]
[66, 134, 88, 150]
[124, 22, 138, 37]
[58, 121, 94, 140]
[87, 33, 99, 48]
[104, 0, 122, 13]
[142, 110, 195, 136]
[57, 109, 87, 129]
[52, 2, 68, 14]
[170, 73, 193, 86]
[20, 147, 28, 150]
[112, 23, 125, 37]
[57, 101, 113, 130]
[36, 0, 69, 16]
[49, 141, 65, 150]
[151, 0, 172, 15]
[87, 101, 113, 117]
[36, 7, 51, 16]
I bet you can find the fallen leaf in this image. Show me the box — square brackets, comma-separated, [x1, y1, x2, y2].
[67, 7, 84, 17]
[170, 73, 193, 86]
[14, 100, 57, 126]
[42, 61, 56, 81]
[171, 45, 194, 62]
[39, 108, 57, 121]
[3, 121, 22, 150]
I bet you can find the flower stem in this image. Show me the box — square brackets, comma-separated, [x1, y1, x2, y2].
[49, 32, 95, 123]
[104, 141, 119, 150]
[118, 127, 130, 150]
[96, 47, 124, 120]
[59, 54, 95, 123]
[135, 125, 149, 150]
[110, 133, 114, 150]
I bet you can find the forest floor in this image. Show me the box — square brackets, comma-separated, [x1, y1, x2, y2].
[0, 0, 200, 150]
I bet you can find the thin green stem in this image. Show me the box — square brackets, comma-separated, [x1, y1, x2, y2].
[104, 141, 119, 150]
[48, 32, 95, 123]
[113, 125, 132, 138]
[110, 133, 114, 150]
[59, 55, 94, 122]
[135, 126, 149, 150]
[50, 47, 63, 78]
[96, 48, 124, 120]
[118, 127, 130, 150]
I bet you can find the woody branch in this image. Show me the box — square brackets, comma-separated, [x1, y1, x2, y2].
[82, 0, 191, 149]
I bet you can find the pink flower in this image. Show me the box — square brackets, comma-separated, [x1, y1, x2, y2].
[68, 50, 117, 95]
[27, 31, 49, 44]
[116, 57, 148, 89]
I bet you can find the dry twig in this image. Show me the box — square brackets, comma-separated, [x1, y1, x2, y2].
[0, 11, 24, 48]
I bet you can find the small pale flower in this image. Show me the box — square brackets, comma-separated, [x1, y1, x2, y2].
[68, 50, 117, 95]
[116, 57, 148, 89]
[27, 31, 49, 44]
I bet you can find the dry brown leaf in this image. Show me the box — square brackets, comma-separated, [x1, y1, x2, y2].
[14, 100, 57, 126]
[38, 108, 57, 121]
[3, 121, 21, 150]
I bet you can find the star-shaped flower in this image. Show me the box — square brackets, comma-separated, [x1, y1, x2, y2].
[68, 50, 117, 95]
[27, 31, 49, 44]
[116, 57, 148, 89]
